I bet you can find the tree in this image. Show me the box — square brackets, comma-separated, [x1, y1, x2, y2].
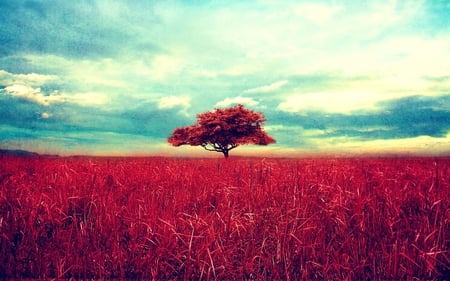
[168, 104, 275, 158]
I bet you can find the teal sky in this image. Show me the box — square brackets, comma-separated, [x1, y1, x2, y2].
[1, 0, 449, 157]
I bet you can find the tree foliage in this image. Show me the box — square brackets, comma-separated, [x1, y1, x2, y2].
[168, 104, 275, 157]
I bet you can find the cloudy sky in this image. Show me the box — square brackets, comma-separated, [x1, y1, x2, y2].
[1, 0, 449, 157]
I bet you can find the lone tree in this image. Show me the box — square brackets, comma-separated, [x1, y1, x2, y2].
[168, 104, 275, 158]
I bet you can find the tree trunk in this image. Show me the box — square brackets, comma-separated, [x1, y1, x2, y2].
[223, 150, 229, 158]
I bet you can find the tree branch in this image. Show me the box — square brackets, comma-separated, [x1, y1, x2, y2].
[201, 143, 223, 153]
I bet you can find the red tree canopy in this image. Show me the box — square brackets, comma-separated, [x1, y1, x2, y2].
[168, 104, 275, 157]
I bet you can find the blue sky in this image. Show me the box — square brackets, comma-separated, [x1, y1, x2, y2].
[0, 0, 449, 157]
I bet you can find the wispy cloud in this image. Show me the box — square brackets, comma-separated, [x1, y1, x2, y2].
[215, 96, 259, 108]
[0, 70, 57, 85]
[2, 84, 109, 107]
[158, 96, 191, 110]
[244, 80, 288, 94]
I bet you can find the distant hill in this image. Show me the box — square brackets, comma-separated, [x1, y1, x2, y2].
[0, 149, 40, 157]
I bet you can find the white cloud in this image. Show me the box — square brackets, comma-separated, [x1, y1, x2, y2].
[0, 69, 57, 83]
[333, 35, 450, 79]
[215, 96, 259, 108]
[3, 83, 110, 107]
[41, 112, 50, 119]
[149, 55, 184, 81]
[69, 58, 133, 89]
[4, 84, 65, 106]
[158, 95, 191, 109]
[0, 70, 57, 86]
[277, 91, 389, 114]
[15, 72, 57, 85]
[69, 92, 110, 106]
[309, 135, 450, 156]
[244, 80, 288, 94]
[380, 36, 450, 78]
[265, 124, 327, 139]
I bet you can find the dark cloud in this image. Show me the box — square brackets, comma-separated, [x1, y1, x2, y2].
[0, 94, 44, 128]
[118, 104, 194, 137]
[0, 90, 191, 144]
[267, 95, 450, 142]
[0, 56, 45, 74]
[0, 128, 37, 142]
[0, 0, 160, 59]
[379, 95, 450, 137]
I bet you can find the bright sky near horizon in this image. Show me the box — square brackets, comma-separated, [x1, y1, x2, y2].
[0, 0, 449, 157]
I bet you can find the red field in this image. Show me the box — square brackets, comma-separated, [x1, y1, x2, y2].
[0, 155, 449, 280]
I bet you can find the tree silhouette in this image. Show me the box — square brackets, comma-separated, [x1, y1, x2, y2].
[168, 104, 275, 158]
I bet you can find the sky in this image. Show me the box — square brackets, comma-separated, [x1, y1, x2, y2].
[0, 0, 449, 157]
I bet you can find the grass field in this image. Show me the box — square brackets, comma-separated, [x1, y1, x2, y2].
[0, 155, 449, 280]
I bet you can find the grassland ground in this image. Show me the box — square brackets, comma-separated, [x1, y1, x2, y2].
[0, 155, 449, 280]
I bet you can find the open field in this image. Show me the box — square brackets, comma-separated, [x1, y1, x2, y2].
[0, 155, 449, 280]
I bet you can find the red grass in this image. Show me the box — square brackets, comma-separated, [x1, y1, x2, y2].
[0, 155, 449, 280]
